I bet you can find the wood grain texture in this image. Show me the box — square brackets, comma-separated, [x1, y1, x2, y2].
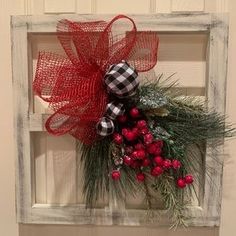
[12, 17, 32, 223]
[203, 13, 229, 221]
[18, 224, 218, 236]
[11, 13, 228, 226]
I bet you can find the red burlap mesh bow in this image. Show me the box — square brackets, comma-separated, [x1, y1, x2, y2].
[33, 15, 159, 145]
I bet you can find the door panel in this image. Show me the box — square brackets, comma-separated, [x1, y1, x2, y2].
[2, 0, 230, 235]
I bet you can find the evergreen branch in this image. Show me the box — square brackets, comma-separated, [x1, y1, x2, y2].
[79, 138, 111, 207]
[109, 144, 139, 201]
[152, 174, 188, 228]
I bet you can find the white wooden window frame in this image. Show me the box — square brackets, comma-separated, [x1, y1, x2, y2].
[11, 13, 228, 226]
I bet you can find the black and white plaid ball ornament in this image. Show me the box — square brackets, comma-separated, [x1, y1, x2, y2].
[96, 117, 114, 136]
[104, 61, 139, 98]
[106, 101, 125, 120]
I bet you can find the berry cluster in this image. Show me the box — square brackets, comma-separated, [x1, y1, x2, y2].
[110, 107, 194, 189]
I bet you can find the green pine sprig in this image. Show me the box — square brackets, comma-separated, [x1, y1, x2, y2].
[152, 174, 189, 228]
[79, 138, 111, 207]
[78, 75, 235, 228]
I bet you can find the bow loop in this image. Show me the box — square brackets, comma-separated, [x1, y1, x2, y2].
[33, 15, 159, 144]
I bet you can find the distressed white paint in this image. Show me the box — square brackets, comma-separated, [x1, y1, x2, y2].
[11, 13, 228, 226]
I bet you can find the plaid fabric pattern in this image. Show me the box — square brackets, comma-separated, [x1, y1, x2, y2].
[96, 117, 114, 136]
[106, 101, 125, 120]
[104, 61, 139, 98]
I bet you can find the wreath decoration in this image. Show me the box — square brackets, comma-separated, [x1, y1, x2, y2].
[33, 15, 234, 227]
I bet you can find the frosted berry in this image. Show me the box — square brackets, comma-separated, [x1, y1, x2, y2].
[135, 143, 145, 150]
[124, 131, 136, 141]
[131, 160, 141, 169]
[172, 160, 181, 169]
[177, 178, 186, 188]
[142, 158, 151, 167]
[155, 140, 164, 148]
[153, 156, 163, 166]
[151, 166, 163, 176]
[136, 120, 147, 129]
[122, 128, 129, 136]
[113, 133, 123, 145]
[153, 147, 162, 156]
[123, 155, 133, 166]
[163, 159, 172, 169]
[146, 143, 158, 154]
[136, 149, 146, 160]
[144, 133, 154, 145]
[136, 173, 145, 182]
[185, 174, 194, 184]
[132, 127, 140, 137]
[140, 127, 149, 135]
[132, 150, 139, 159]
[111, 170, 121, 180]
[129, 107, 140, 118]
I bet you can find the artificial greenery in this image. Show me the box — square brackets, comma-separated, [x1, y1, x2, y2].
[79, 138, 111, 207]
[79, 76, 235, 227]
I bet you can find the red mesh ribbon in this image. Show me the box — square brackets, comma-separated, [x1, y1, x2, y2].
[33, 15, 159, 145]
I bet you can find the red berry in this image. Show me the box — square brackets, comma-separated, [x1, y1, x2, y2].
[131, 150, 139, 159]
[136, 120, 147, 129]
[131, 160, 141, 169]
[163, 159, 172, 169]
[172, 160, 181, 169]
[154, 140, 164, 148]
[132, 127, 140, 137]
[185, 175, 194, 184]
[130, 107, 140, 118]
[111, 170, 121, 180]
[123, 155, 133, 166]
[142, 158, 151, 167]
[136, 173, 145, 182]
[124, 146, 134, 155]
[113, 133, 123, 145]
[117, 114, 128, 123]
[125, 131, 136, 141]
[136, 149, 146, 160]
[122, 128, 129, 136]
[146, 143, 157, 154]
[177, 178, 186, 188]
[144, 133, 154, 145]
[140, 127, 149, 135]
[151, 166, 163, 176]
[153, 147, 162, 155]
[135, 143, 145, 150]
[153, 156, 163, 166]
